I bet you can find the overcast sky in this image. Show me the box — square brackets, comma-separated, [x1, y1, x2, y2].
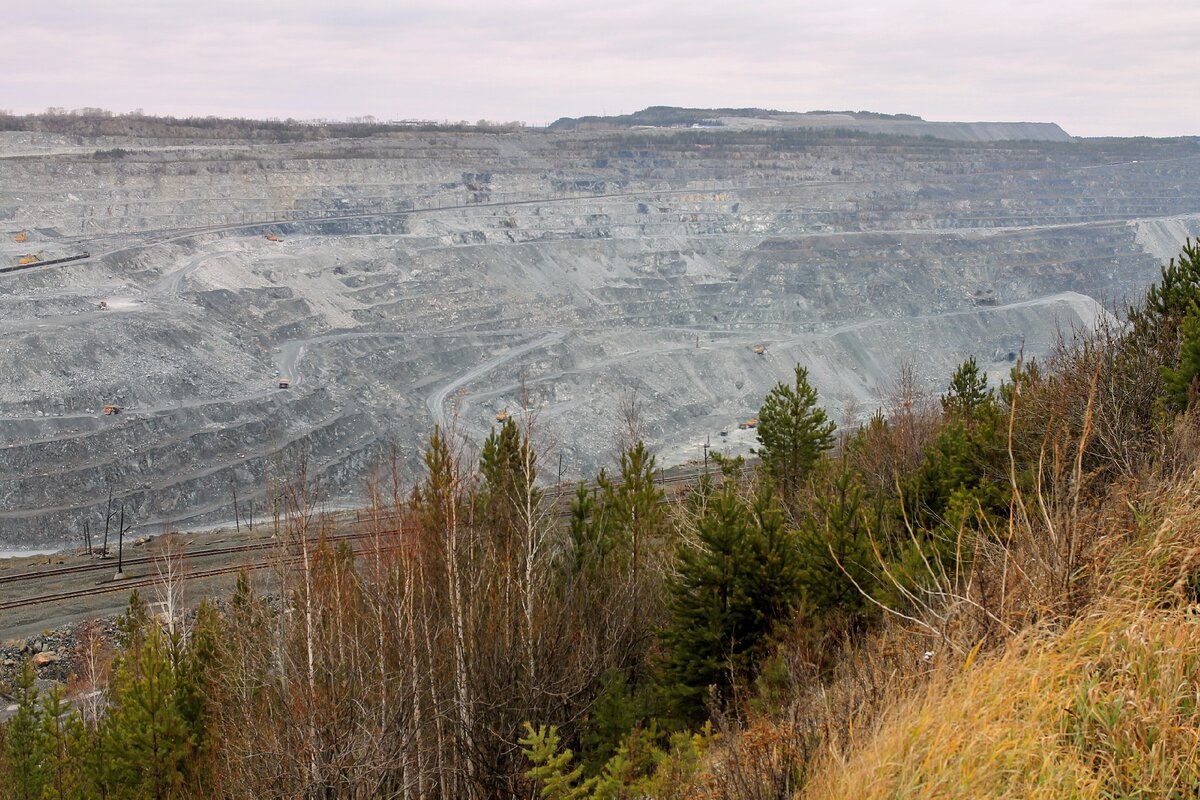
[5, 0, 1197, 137]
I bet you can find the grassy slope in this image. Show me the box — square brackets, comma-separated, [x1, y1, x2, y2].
[805, 489, 1200, 799]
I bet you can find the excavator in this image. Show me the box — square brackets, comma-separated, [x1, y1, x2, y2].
[13, 231, 27, 243]
[495, 409, 510, 423]
[18, 252, 42, 266]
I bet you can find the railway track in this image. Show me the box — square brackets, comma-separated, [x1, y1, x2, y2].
[0, 529, 379, 588]
[0, 535, 402, 612]
[0, 464, 741, 613]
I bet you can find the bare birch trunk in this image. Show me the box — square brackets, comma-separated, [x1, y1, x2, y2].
[446, 479, 474, 798]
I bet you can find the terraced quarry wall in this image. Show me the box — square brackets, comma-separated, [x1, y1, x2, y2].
[1, 126, 1199, 546]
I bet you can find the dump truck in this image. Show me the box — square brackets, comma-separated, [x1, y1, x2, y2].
[738, 417, 759, 430]
[752, 345, 766, 355]
[495, 409, 510, 423]
[278, 377, 291, 389]
[102, 404, 122, 416]
[98, 300, 108, 310]
[265, 234, 281, 242]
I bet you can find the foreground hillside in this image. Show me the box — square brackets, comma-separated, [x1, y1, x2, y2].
[3, 242, 1200, 798]
[805, 492, 1200, 798]
[2, 113, 1199, 545]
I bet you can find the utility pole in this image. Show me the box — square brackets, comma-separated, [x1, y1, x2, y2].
[703, 434, 710, 476]
[102, 485, 114, 557]
[114, 505, 127, 580]
[231, 479, 241, 535]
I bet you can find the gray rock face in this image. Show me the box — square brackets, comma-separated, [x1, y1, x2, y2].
[714, 115, 1075, 142]
[1, 126, 1199, 546]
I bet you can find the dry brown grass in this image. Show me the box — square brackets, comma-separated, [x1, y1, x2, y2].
[801, 475, 1200, 799]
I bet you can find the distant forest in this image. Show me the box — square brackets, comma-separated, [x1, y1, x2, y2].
[0, 108, 526, 142]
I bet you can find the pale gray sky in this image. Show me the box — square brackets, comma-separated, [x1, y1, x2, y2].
[5, 0, 1197, 137]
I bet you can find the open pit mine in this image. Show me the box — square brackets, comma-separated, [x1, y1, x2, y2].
[2, 110, 1199, 547]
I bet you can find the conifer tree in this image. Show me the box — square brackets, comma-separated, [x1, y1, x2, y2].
[520, 724, 593, 800]
[479, 417, 534, 548]
[797, 468, 876, 622]
[115, 588, 151, 652]
[578, 670, 642, 776]
[173, 601, 219, 789]
[909, 360, 1009, 532]
[941, 356, 992, 420]
[744, 488, 803, 637]
[101, 617, 191, 799]
[659, 487, 801, 724]
[567, 480, 610, 575]
[1162, 307, 1200, 411]
[754, 365, 835, 501]
[2, 660, 45, 800]
[595, 442, 666, 571]
[413, 424, 461, 536]
[38, 685, 89, 800]
[1132, 238, 1200, 341]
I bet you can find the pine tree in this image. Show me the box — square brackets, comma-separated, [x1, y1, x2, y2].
[1131, 238, 1200, 342]
[1162, 307, 1200, 411]
[567, 480, 610, 575]
[595, 442, 666, 572]
[2, 660, 46, 800]
[579, 670, 643, 777]
[907, 360, 1011, 533]
[101, 619, 191, 799]
[754, 365, 836, 500]
[479, 417, 536, 549]
[413, 424, 461, 536]
[659, 488, 801, 725]
[797, 468, 876, 622]
[173, 601, 219, 790]
[660, 489, 748, 722]
[38, 685, 89, 800]
[520, 724, 593, 800]
[941, 356, 992, 420]
[743, 488, 803, 640]
[115, 588, 151, 652]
